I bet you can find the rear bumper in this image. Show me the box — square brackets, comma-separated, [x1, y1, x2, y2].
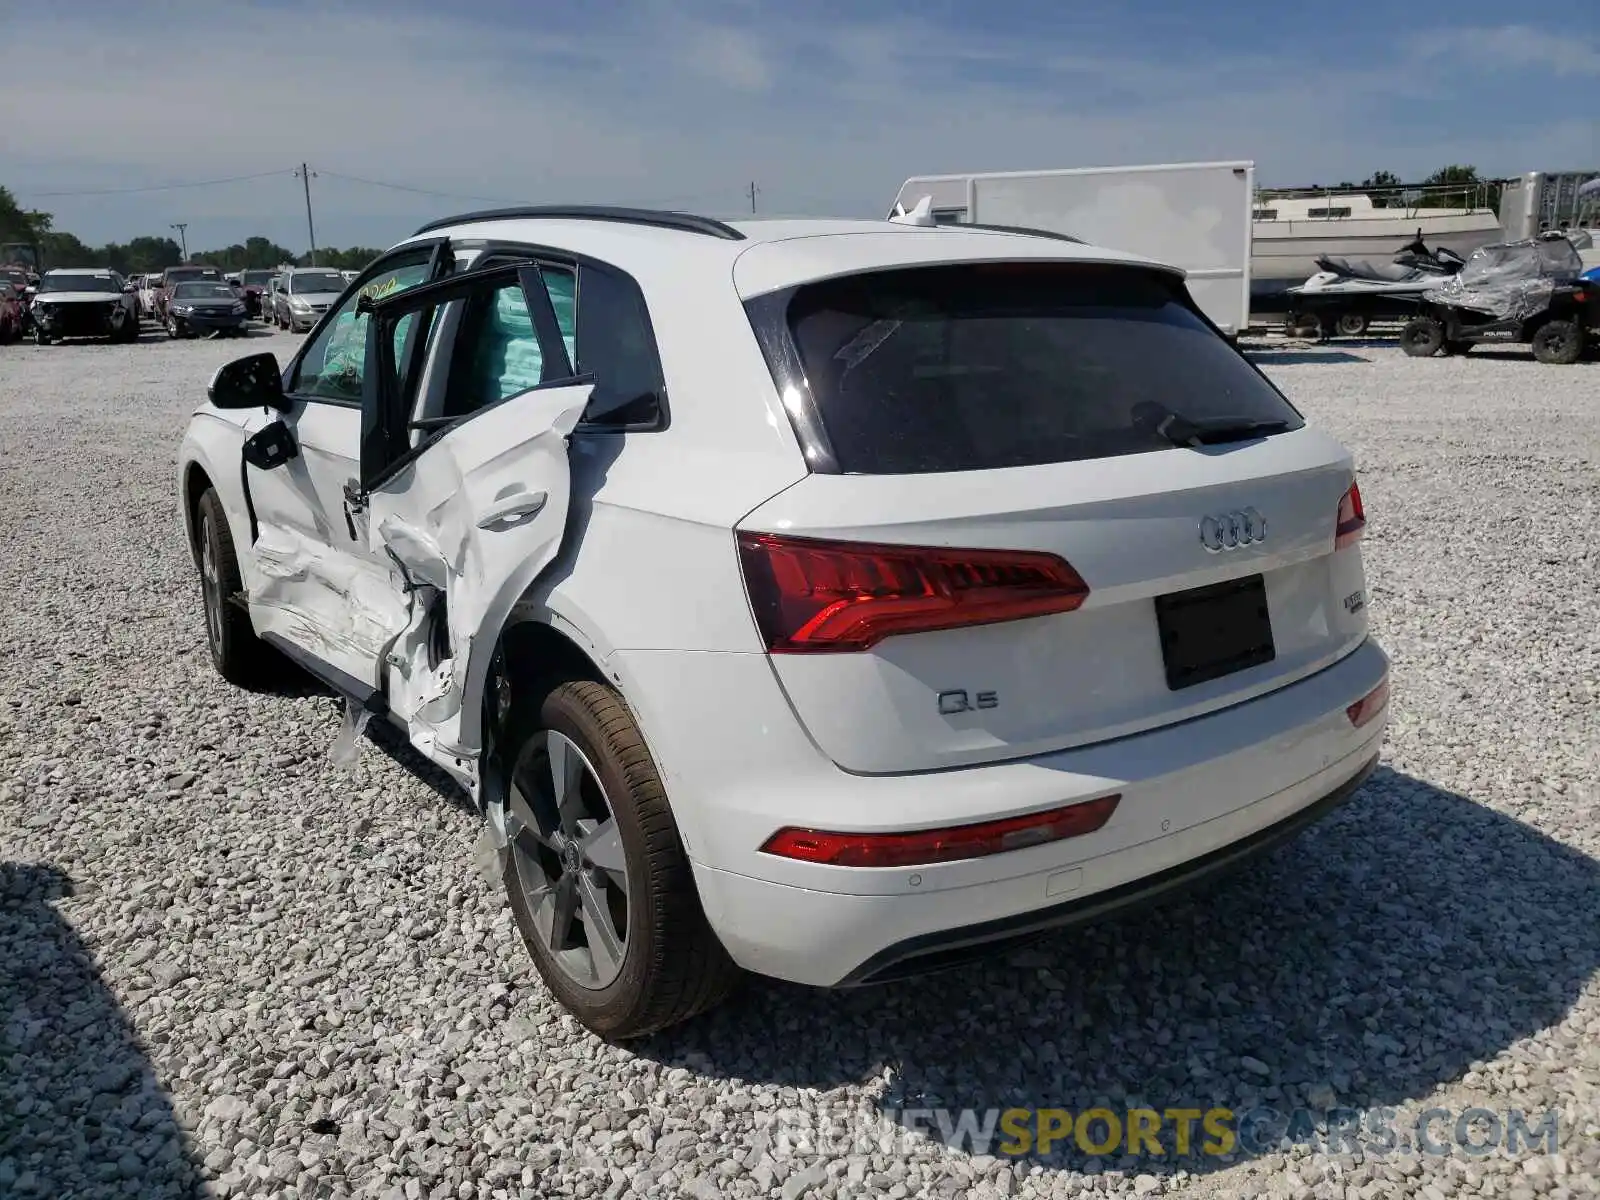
[835, 752, 1374, 985]
[618, 637, 1389, 988]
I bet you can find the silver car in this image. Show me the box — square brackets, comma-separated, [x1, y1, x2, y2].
[276, 268, 348, 332]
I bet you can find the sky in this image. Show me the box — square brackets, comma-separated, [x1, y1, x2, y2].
[5, 0, 1597, 254]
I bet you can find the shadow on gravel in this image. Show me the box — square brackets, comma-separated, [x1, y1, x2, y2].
[0, 863, 204, 1199]
[1245, 349, 1373, 365]
[645, 766, 1600, 1176]
[364, 718, 476, 815]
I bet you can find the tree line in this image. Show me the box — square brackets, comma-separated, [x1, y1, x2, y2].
[0, 186, 380, 273]
[1272, 166, 1504, 210]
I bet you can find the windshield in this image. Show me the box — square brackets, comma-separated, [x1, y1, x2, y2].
[241, 270, 274, 285]
[173, 282, 237, 300]
[772, 262, 1303, 474]
[40, 274, 122, 294]
[2, 269, 26, 287]
[290, 271, 345, 294]
[166, 268, 220, 285]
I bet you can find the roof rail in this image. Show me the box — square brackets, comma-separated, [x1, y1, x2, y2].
[954, 222, 1086, 244]
[411, 205, 747, 241]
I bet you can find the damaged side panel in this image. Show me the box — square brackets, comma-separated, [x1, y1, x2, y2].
[366, 382, 592, 785]
[245, 523, 410, 686]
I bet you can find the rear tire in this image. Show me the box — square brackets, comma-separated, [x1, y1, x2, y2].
[195, 489, 273, 686]
[496, 679, 739, 1040]
[1335, 313, 1369, 337]
[1400, 317, 1444, 357]
[1530, 319, 1583, 365]
[1283, 311, 1321, 339]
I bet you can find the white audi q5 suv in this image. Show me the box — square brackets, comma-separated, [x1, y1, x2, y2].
[177, 206, 1389, 1038]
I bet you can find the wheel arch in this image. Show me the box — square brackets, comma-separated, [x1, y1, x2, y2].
[181, 460, 213, 562]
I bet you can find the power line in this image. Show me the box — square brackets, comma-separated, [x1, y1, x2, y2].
[20, 163, 814, 219]
[315, 170, 524, 206]
[23, 170, 294, 198]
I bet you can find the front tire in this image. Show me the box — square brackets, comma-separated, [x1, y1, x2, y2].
[496, 679, 739, 1039]
[1530, 319, 1583, 365]
[1400, 317, 1444, 357]
[195, 489, 272, 685]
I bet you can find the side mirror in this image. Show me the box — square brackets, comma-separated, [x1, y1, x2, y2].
[208, 352, 290, 412]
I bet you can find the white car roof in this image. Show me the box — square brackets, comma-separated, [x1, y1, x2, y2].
[46, 268, 114, 276]
[394, 212, 1181, 299]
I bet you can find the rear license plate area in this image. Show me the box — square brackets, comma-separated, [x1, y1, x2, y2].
[1155, 574, 1275, 690]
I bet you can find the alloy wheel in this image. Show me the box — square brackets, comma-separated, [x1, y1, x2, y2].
[199, 516, 223, 656]
[505, 730, 630, 990]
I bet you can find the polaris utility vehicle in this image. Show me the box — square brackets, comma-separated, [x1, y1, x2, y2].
[30, 268, 139, 344]
[1285, 232, 1465, 338]
[178, 207, 1389, 1038]
[1401, 234, 1594, 364]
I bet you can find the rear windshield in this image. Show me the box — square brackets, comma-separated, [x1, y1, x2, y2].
[775, 263, 1302, 474]
[167, 268, 220, 284]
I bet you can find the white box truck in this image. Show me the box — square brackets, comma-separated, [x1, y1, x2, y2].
[889, 161, 1255, 336]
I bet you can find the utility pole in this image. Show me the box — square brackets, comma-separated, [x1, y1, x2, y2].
[748, 181, 758, 214]
[294, 163, 319, 266]
[170, 223, 188, 261]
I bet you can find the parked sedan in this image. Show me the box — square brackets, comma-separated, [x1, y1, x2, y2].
[154, 264, 225, 322]
[30, 269, 140, 344]
[275, 267, 348, 331]
[165, 280, 250, 338]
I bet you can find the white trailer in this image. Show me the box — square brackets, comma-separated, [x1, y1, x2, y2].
[889, 161, 1255, 336]
[1497, 170, 1600, 241]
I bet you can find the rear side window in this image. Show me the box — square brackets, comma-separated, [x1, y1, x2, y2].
[775, 263, 1302, 474]
[575, 263, 666, 428]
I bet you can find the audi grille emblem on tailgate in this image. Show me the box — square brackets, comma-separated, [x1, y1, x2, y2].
[1199, 508, 1267, 552]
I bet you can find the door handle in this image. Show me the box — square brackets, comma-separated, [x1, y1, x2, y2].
[476, 490, 548, 529]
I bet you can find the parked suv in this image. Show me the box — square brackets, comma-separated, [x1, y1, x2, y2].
[178, 207, 1389, 1038]
[31, 268, 139, 343]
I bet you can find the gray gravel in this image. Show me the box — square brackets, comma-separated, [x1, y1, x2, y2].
[2, 327, 1598, 1200]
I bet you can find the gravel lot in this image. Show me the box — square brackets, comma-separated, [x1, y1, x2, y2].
[2, 327, 1597, 1200]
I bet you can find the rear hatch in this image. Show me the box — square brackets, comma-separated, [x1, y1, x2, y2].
[736, 260, 1370, 775]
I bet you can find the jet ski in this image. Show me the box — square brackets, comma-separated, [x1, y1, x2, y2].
[1284, 231, 1466, 338]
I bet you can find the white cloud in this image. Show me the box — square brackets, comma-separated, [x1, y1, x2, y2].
[1417, 26, 1600, 76]
[682, 24, 772, 92]
[6, 2, 1589, 248]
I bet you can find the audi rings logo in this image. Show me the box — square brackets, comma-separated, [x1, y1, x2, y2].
[1199, 508, 1267, 552]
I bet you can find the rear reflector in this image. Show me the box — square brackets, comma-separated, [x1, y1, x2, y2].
[1346, 677, 1389, 728]
[760, 794, 1121, 868]
[1334, 481, 1366, 550]
[737, 532, 1089, 653]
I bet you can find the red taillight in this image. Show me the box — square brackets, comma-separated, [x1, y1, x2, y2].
[736, 532, 1089, 653]
[1346, 677, 1389, 728]
[761, 794, 1121, 868]
[1334, 481, 1366, 550]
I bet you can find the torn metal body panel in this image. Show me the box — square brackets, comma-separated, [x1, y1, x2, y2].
[366, 382, 591, 787]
